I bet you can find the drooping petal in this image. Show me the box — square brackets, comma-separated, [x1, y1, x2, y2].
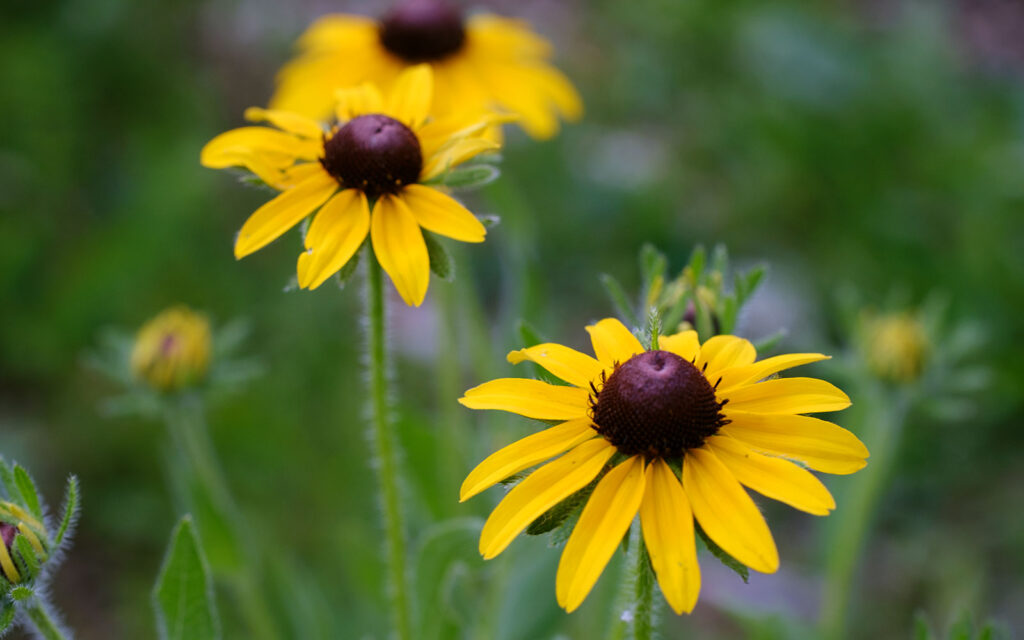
[460, 418, 596, 502]
[556, 456, 646, 612]
[698, 335, 757, 380]
[706, 435, 836, 515]
[400, 185, 486, 243]
[720, 412, 868, 475]
[335, 83, 385, 122]
[479, 438, 615, 559]
[640, 458, 700, 615]
[506, 343, 603, 388]
[716, 354, 831, 393]
[370, 194, 430, 306]
[297, 189, 370, 290]
[421, 137, 501, 181]
[683, 446, 779, 574]
[659, 330, 700, 362]
[201, 127, 321, 167]
[386, 64, 434, 129]
[243, 107, 324, 139]
[585, 318, 644, 367]
[459, 378, 590, 420]
[724, 378, 851, 415]
[234, 171, 338, 259]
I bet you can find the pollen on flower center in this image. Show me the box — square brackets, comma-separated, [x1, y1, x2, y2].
[320, 114, 423, 198]
[591, 350, 727, 458]
[379, 0, 466, 62]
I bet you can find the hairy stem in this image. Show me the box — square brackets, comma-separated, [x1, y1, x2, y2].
[630, 536, 656, 640]
[23, 599, 68, 640]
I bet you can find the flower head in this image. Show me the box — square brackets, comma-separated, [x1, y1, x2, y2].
[459, 318, 868, 614]
[861, 311, 929, 383]
[270, 0, 582, 139]
[202, 65, 500, 306]
[131, 306, 212, 392]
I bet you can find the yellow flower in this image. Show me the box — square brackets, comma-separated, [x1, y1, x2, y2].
[269, 0, 582, 140]
[202, 65, 499, 306]
[131, 306, 212, 392]
[459, 318, 868, 614]
[861, 312, 929, 383]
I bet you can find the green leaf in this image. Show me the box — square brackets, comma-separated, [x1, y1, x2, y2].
[424, 232, 454, 282]
[599, 273, 639, 327]
[333, 242, 363, 290]
[526, 479, 598, 536]
[0, 596, 14, 632]
[639, 244, 667, 294]
[752, 330, 787, 355]
[687, 245, 707, 283]
[13, 466, 42, 520]
[719, 295, 738, 335]
[56, 476, 79, 546]
[442, 164, 500, 190]
[711, 244, 729, 278]
[695, 523, 749, 583]
[739, 265, 767, 304]
[912, 613, 933, 640]
[0, 457, 16, 501]
[153, 516, 220, 640]
[516, 319, 546, 348]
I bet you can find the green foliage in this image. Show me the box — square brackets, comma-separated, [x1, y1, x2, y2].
[0, 597, 14, 633]
[526, 478, 598, 536]
[12, 466, 42, 521]
[424, 232, 455, 282]
[152, 516, 220, 640]
[441, 165, 500, 190]
[695, 523, 749, 584]
[54, 476, 78, 547]
[333, 243, 362, 290]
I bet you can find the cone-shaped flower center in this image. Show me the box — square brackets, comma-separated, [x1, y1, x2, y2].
[321, 114, 423, 198]
[379, 0, 466, 62]
[592, 350, 727, 457]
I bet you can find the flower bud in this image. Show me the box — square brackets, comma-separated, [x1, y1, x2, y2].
[862, 312, 929, 383]
[131, 306, 212, 392]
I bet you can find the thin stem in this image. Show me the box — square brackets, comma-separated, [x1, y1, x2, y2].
[365, 253, 412, 640]
[630, 536, 656, 640]
[23, 599, 68, 640]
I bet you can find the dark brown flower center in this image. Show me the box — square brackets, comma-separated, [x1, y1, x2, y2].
[320, 114, 423, 198]
[591, 350, 727, 458]
[379, 0, 466, 62]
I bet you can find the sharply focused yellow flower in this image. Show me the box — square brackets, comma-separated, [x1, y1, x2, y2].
[459, 318, 868, 614]
[131, 306, 212, 392]
[270, 0, 582, 140]
[201, 65, 500, 306]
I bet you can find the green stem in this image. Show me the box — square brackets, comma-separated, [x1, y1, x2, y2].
[23, 599, 68, 640]
[630, 537, 656, 640]
[819, 382, 909, 639]
[365, 253, 413, 640]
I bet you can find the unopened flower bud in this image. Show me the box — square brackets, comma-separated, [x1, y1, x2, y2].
[862, 312, 929, 383]
[131, 306, 212, 392]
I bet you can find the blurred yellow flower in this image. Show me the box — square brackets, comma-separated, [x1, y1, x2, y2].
[861, 312, 929, 383]
[202, 65, 500, 306]
[131, 306, 211, 392]
[459, 318, 867, 614]
[270, 0, 582, 140]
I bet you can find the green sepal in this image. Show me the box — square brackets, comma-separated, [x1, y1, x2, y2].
[0, 458, 16, 502]
[424, 232, 455, 282]
[0, 596, 15, 632]
[9, 587, 32, 602]
[13, 466, 42, 521]
[646, 307, 661, 351]
[600, 273, 640, 327]
[334, 242, 363, 290]
[695, 522, 749, 583]
[152, 516, 221, 640]
[14, 536, 39, 579]
[55, 476, 78, 547]
[639, 244, 667, 299]
[442, 164, 500, 190]
[686, 245, 706, 283]
[526, 478, 599, 536]
[515, 320, 564, 386]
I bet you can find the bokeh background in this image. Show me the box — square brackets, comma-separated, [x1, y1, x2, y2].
[2, 0, 1023, 637]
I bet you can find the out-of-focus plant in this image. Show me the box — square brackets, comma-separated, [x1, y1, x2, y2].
[152, 515, 220, 640]
[0, 457, 79, 640]
[914, 610, 1009, 640]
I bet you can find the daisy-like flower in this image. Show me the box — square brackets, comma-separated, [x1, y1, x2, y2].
[270, 0, 582, 140]
[459, 318, 869, 614]
[201, 65, 499, 306]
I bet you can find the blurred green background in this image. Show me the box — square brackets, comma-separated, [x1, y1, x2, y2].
[2, 0, 1022, 637]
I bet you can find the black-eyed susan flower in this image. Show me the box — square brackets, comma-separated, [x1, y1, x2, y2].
[459, 318, 868, 614]
[269, 0, 582, 140]
[202, 65, 499, 306]
[131, 306, 212, 392]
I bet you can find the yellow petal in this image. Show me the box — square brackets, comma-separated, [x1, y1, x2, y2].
[725, 378, 851, 415]
[421, 137, 501, 181]
[716, 354, 831, 393]
[556, 456, 646, 612]
[201, 127, 321, 167]
[400, 185, 486, 243]
[460, 418, 597, 502]
[297, 190, 370, 290]
[585, 318, 644, 367]
[659, 330, 700, 362]
[387, 64, 434, 129]
[243, 106, 324, 139]
[719, 412, 868, 475]
[416, 111, 515, 159]
[683, 446, 779, 573]
[294, 14, 378, 53]
[370, 194, 430, 307]
[459, 378, 590, 421]
[706, 435, 836, 515]
[506, 343, 603, 388]
[640, 459, 700, 614]
[335, 83, 385, 122]
[698, 335, 757, 380]
[479, 438, 615, 559]
[234, 171, 337, 259]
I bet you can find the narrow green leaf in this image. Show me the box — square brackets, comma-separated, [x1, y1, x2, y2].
[153, 516, 221, 640]
[912, 612, 933, 640]
[443, 164, 500, 190]
[13, 466, 42, 520]
[695, 523, 749, 583]
[719, 295, 738, 335]
[639, 244, 667, 293]
[56, 476, 79, 546]
[0, 457, 16, 501]
[646, 308, 661, 351]
[661, 290, 693, 334]
[740, 266, 766, 304]
[14, 535, 39, 579]
[424, 232, 454, 282]
[517, 319, 546, 348]
[687, 245, 706, 283]
[599, 274, 639, 327]
[710, 244, 729, 279]
[333, 242, 362, 290]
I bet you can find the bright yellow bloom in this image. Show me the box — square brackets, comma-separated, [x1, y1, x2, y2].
[459, 318, 868, 614]
[202, 65, 500, 306]
[270, 0, 582, 140]
[131, 306, 212, 392]
[861, 312, 929, 383]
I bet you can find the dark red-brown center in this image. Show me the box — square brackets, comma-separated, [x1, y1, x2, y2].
[0, 522, 15, 549]
[320, 114, 423, 198]
[591, 350, 727, 457]
[379, 0, 466, 62]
